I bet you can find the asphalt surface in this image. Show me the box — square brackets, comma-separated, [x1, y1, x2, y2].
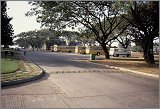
[1, 51, 159, 108]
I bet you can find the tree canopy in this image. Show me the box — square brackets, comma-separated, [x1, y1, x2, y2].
[1, 1, 14, 47]
[26, 1, 130, 59]
[15, 29, 85, 50]
[26, 1, 159, 65]
[121, 1, 159, 64]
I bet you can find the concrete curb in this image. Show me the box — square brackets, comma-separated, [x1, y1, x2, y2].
[1, 54, 46, 87]
[86, 60, 159, 78]
[1, 71, 45, 87]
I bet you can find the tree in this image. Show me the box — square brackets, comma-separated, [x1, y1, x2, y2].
[1, 1, 14, 47]
[14, 37, 30, 48]
[122, 1, 159, 65]
[117, 37, 131, 49]
[45, 37, 66, 50]
[15, 31, 37, 50]
[26, 1, 130, 59]
[60, 31, 78, 46]
[114, 20, 133, 49]
[77, 29, 97, 46]
[15, 29, 67, 50]
[131, 45, 143, 52]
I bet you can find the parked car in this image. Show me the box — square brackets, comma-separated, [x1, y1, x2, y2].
[109, 48, 131, 57]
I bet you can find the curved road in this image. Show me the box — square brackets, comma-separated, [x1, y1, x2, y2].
[1, 51, 159, 108]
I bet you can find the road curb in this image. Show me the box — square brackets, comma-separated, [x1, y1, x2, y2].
[86, 60, 159, 78]
[1, 54, 46, 87]
[1, 71, 45, 87]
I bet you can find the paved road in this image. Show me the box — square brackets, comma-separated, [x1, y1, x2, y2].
[1, 51, 159, 108]
[25, 51, 109, 72]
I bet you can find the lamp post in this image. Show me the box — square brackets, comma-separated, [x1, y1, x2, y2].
[35, 29, 38, 50]
[45, 37, 49, 51]
[24, 32, 28, 49]
[23, 32, 29, 55]
[23, 32, 26, 49]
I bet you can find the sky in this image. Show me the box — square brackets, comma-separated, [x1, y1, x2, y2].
[7, 1, 41, 36]
[7, 1, 79, 36]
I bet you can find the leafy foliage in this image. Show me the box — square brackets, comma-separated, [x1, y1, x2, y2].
[26, 1, 159, 64]
[1, 1, 14, 47]
[122, 1, 159, 64]
[26, 1, 130, 59]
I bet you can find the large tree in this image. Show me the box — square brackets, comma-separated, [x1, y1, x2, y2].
[26, 1, 130, 59]
[1, 1, 14, 47]
[121, 1, 159, 65]
[15, 31, 37, 50]
[15, 29, 66, 50]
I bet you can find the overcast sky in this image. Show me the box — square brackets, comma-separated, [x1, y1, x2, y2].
[7, 1, 41, 35]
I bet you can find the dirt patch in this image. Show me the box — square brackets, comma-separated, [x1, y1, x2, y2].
[90, 59, 159, 75]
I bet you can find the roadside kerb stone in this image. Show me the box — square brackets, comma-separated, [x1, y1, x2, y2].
[1, 55, 46, 87]
[1, 71, 45, 87]
[86, 60, 159, 78]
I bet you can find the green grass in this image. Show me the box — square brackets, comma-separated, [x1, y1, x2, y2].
[1, 49, 39, 82]
[1, 58, 19, 74]
[1, 50, 19, 74]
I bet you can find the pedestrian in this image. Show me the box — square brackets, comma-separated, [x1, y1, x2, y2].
[24, 50, 26, 56]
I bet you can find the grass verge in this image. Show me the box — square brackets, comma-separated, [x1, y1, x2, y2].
[1, 50, 20, 74]
[1, 49, 41, 82]
[1, 58, 19, 74]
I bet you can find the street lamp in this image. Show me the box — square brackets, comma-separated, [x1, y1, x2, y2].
[23, 32, 28, 49]
[45, 37, 49, 51]
[35, 29, 38, 50]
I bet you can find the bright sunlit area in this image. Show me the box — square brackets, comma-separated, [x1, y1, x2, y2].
[7, 1, 41, 35]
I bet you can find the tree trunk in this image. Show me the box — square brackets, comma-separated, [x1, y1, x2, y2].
[146, 41, 155, 65]
[101, 43, 110, 59]
[31, 45, 34, 50]
[142, 46, 147, 59]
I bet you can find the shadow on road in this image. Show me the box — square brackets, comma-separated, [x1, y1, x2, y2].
[24, 51, 112, 70]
